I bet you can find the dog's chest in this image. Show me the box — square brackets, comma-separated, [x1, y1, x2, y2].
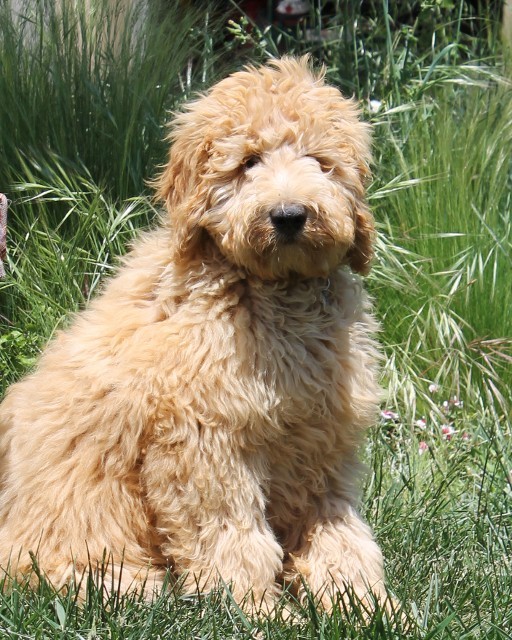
[240, 274, 359, 426]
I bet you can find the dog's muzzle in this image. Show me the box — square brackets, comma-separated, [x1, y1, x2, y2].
[269, 203, 308, 241]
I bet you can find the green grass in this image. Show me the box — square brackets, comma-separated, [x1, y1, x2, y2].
[0, 416, 509, 638]
[369, 77, 512, 419]
[0, 0, 221, 202]
[1, 0, 511, 637]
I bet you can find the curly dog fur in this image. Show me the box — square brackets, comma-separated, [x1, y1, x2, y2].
[0, 57, 385, 611]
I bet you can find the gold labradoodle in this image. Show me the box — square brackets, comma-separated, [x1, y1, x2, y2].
[0, 57, 386, 613]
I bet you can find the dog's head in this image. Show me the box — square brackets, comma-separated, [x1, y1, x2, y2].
[154, 56, 374, 280]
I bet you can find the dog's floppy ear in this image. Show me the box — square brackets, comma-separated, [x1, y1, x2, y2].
[153, 123, 211, 260]
[341, 117, 375, 276]
[346, 203, 375, 275]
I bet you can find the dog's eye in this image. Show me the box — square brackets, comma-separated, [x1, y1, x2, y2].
[312, 157, 332, 173]
[243, 155, 260, 170]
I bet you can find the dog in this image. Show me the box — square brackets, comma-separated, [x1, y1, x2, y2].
[0, 56, 386, 613]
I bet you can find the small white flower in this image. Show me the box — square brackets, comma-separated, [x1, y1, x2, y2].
[415, 417, 427, 430]
[369, 99, 382, 114]
[418, 441, 428, 455]
[428, 383, 439, 394]
[381, 410, 399, 421]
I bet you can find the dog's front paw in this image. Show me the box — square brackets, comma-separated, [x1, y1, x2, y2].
[286, 503, 391, 618]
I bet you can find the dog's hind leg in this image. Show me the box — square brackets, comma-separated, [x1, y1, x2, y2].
[0, 383, 163, 598]
[0, 466, 164, 598]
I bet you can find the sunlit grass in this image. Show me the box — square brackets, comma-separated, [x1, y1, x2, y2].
[368, 77, 512, 419]
[0, 0, 220, 203]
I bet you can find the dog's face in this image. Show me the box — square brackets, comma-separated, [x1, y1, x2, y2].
[155, 57, 374, 280]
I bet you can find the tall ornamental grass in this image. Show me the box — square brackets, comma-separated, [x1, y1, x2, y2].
[0, 0, 219, 202]
[370, 78, 512, 419]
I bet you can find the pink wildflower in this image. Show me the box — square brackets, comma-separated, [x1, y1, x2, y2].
[418, 441, 429, 455]
[441, 425, 456, 440]
[381, 410, 399, 422]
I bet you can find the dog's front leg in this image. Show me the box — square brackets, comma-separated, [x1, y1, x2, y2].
[143, 438, 283, 612]
[289, 497, 386, 611]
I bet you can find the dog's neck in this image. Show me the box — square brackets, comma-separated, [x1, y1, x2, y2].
[174, 236, 336, 298]
[178, 262, 334, 306]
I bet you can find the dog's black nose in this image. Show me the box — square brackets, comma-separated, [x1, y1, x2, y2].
[270, 204, 308, 239]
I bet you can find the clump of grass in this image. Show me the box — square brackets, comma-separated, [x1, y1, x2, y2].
[0, 0, 228, 385]
[369, 74, 512, 419]
[0, 159, 155, 388]
[0, 563, 408, 639]
[364, 402, 512, 639]
[227, 0, 503, 100]
[0, 0, 220, 203]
